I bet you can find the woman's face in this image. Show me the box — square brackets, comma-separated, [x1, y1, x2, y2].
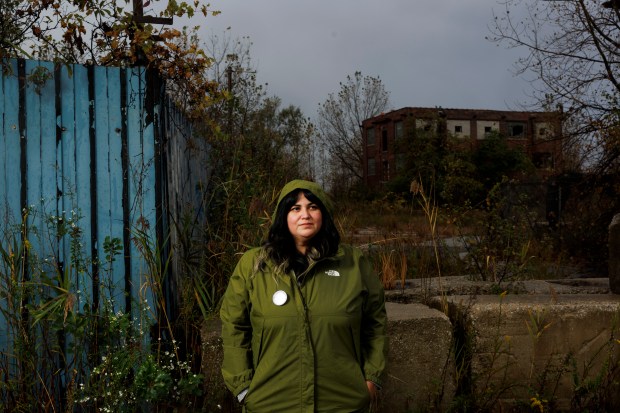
[287, 192, 323, 253]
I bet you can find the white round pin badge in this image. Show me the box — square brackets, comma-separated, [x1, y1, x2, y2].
[272, 290, 288, 306]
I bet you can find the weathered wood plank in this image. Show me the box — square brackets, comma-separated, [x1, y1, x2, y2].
[0, 60, 22, 357]
[105, 66, 125, 312]
[126, 67, 156, 315]
[1, 58, 204, 371]
[25, 60, 45, 265]
[93, 66, 119, 311]
[140, 72, 157, 316]
[38, 62, 58, 277]
[0, 64, 21, 222]
[93, 65, 112, 306]
[39, 61, 57, 219]
[72, 64, 93, 304]
[125, 67, 142, 309]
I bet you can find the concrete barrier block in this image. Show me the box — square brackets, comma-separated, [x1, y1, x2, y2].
[445, 294, 620, 411]
[381, 302, 455, 412]
[202, 304, 456, 413]
[201, 318, 240, 413]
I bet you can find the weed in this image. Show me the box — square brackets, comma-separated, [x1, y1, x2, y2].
[448, 179, 541, 285]
[0, 203, 206, 411]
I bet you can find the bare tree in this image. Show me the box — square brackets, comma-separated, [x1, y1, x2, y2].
[316, 72, 390, 191]
[278, 105, 316, 180]
[488, 0, 620, 171]
[202, 32, 266, 135]
[490, 1, 620, 275]
[199, 32, 316, 194]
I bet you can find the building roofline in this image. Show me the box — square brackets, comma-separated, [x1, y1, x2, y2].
[363, 106, 561, 125]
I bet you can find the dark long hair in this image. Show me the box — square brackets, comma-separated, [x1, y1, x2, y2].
[263, 188, 340, 274]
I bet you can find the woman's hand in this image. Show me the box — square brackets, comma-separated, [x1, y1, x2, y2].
[366, 380, 378, 411]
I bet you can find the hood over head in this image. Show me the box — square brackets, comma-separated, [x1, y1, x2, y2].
[273, 180, 334, 220]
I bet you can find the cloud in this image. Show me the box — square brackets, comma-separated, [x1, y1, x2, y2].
[202, 0, 534, 118]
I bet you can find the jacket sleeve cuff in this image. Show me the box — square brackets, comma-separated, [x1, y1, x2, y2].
[231, 377, 252, 398]
[237, 388, 249, 402]
[365, 373, 383, 388]
[367, 379, 382, 390]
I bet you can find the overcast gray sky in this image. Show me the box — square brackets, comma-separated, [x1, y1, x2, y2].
[199, 0, 534, 118]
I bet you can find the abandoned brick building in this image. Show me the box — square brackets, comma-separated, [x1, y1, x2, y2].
[362, 107, 563, 189]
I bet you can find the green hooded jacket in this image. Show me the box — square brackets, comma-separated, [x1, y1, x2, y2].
[220, 180, 387, 413]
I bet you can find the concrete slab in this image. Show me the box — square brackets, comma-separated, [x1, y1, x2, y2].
[201, 303, 456, 413]
[435, 294, 620, 411]
[388, 276, 611, 302]
[381, 302, 455, 412]
[201, 281, 620, 412]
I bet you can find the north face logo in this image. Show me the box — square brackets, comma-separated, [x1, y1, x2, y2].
[325, 270, 340, 277]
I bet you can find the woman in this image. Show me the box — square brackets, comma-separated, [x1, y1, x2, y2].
[220, 180, 387, 412]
